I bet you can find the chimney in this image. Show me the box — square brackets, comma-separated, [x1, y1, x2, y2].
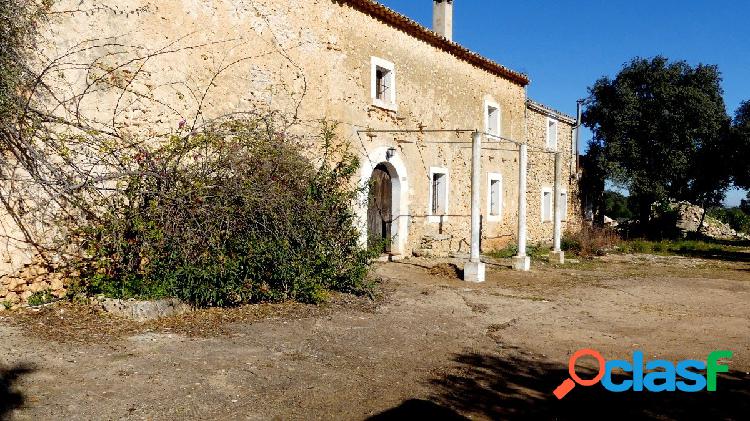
[433, 0, 453, 41]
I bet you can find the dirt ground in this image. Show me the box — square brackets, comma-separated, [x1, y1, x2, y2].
[1, 252, 749, 420]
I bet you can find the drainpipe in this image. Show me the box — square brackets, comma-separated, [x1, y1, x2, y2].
[575, 99, 583, 173]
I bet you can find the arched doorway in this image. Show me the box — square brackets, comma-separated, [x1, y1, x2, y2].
[368, 163, 393, 253]
[359, 148, 408, 257]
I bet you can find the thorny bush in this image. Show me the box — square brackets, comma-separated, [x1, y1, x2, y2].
[562, 225, 622, 257]
[76, 119, 377, 306]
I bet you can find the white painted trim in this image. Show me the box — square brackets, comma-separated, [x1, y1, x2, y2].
[546, 117, 558, 151]
[427, 166, 449, 224]
[541, 187, 553, 223]
[559, 189, 569, 222]
[357, 146, 410, 256]
[370, 56, 397, 112]
[483, 99, 501, 138]
[487, 172, 503, 222]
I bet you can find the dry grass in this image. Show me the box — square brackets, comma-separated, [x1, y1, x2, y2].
[4, 292, 381, 344]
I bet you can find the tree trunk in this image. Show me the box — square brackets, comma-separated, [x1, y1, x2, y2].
[638, 199, 652, 237]
[697, 202, 708, 236]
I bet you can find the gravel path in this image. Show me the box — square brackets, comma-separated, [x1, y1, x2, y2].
[1, 254, 748, 420]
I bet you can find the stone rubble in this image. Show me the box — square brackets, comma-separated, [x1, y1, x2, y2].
[97, 297, 192, 322]
[672, 201, 750, 240]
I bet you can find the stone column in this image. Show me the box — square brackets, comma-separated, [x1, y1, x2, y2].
[464, 131, 485, 282]
[550, 152, 565, 264]
[513, 143, 531, 271]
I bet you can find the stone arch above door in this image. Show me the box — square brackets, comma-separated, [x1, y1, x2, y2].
[359, 147, 409, 256]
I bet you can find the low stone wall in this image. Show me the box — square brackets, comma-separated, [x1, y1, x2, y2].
[0, 257, 67, 309]
[98, 298, 192, 322]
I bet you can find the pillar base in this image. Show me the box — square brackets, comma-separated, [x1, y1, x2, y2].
[464, 261, 486, 283]
[549, 251, 565, 265]
[512, 255, 531, 272]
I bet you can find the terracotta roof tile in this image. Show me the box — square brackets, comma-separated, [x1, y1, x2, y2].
[527, 99, 576, 124]
[339, 0, 530, 86]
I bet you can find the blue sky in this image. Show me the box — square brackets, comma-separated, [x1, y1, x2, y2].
[378, 0, 749, 206]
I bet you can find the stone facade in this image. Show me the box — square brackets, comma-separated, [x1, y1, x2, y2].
[0, 0, 582, 287]
[523, 101, 581, 246]
[0, 256, 67, 310]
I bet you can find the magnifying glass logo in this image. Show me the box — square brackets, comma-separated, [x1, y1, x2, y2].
[553, 349, 606, 400]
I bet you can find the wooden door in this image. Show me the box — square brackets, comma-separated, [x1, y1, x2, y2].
[368, 165, 393, 253]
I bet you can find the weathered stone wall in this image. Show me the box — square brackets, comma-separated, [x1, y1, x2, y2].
[0, 256, 67, 309]
[523, 106, 580, 247]
[0, 0, 582, 274]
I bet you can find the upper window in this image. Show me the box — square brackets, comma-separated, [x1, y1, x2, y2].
[428, 167, 449, 222]
[541, 189, 568, 222]
[542, 188, 553, 222]
[485, 100, 501, 137]
[546, 118, 558, 150]
[487, 173, 503, 221]
[371, 57, 396, 111]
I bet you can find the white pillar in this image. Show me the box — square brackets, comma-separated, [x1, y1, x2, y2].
[513, 143, 531, 271]
[550, 152, 565, 264]
[470, 132, 482, 263]
[464, 131, 485, 282]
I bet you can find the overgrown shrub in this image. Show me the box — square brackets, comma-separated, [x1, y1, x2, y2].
[27, 289, 54, 306]
[708, 207, 750, 234]
[74, 119, 376, 307]
[486, 243, 550, 259]
[562, 225, 621, 257]
[487, 244, 518, 259]
[616, 239, 743, 256]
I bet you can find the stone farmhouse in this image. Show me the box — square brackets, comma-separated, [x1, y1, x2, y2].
[1, 0, 581, 287]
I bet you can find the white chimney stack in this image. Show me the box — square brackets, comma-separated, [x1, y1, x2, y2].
[433, 0, 453, 41]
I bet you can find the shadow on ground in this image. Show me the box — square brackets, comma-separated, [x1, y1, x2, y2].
[676, 248, 750, 263]
[0, 364, 34, 420]
[370, 351, 749, 421]
[703, 237, 750, 248]
[673, 237, 750, 263]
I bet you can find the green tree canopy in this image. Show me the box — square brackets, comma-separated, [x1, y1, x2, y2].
[583, 56, 733, 227]
[604, 190, 632, 220]
[732, 101, 750, 189]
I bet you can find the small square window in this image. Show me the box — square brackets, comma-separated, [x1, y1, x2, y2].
[487, 173, 503, 221]
[560, 191, 569, 222]
[432, 173, 447, 215]
[485, 100, 501, 137]
[490, 180, 501, 215]
[542, 189, 553, 222]
[428, 167, 449, 222]
[375, 67, 391, 101]
[547, 118, 558, 150]
[371, 57, 396, 111]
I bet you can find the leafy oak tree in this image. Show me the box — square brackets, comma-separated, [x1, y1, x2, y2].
[732, 101, 750, 191]
[583, 57, 733, 234]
